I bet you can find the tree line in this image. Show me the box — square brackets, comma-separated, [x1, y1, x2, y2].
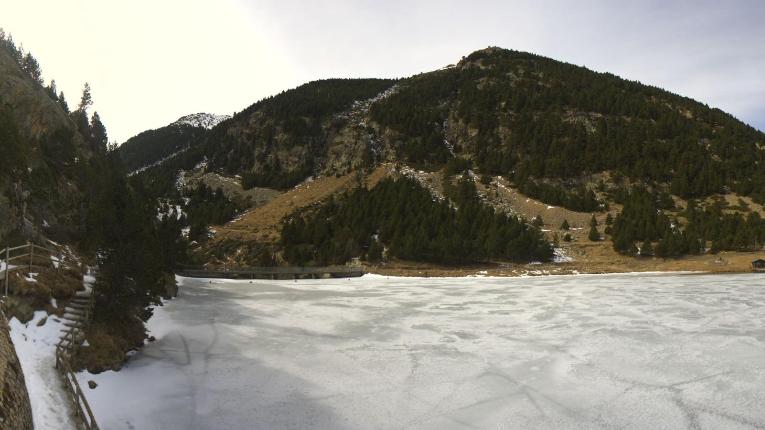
[281, 176, 553, 266]
[610, 186, 765, 258]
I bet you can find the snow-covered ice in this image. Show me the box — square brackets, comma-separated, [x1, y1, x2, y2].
[80, 273, 765, 429]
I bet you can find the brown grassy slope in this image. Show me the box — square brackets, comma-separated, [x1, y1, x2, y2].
[206, 165, 390, 246]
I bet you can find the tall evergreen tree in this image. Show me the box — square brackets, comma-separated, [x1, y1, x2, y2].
[21, 52, 42, 84]
[46, 79, 58, 101]
[90, 111, 108, 152]
[79, 82, 93, 113]
[58, 91, 70, 113]
[588, 225, 600, 241]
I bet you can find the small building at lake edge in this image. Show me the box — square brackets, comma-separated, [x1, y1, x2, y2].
[753, 259, 765, 272]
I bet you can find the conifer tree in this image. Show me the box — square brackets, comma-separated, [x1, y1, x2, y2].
[72, 83, 93, 134]
[46, 79, 58, 101]
[90, 111, 108, 152]
[58, 91, 70, 113]
[588, 225, 600, 241]
[640, 239, 653, 257]
[79, 82, 93, 113]
[367, 241, 383, 263]
[22, 52, 42, 84]
[560, 219, 570, 230]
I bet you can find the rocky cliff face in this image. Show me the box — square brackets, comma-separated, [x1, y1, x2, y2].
[0, 49, 82, 150]
[201, 79, 395, 189]
[0, 46, 91, 243]
[0, 317, 33, 430]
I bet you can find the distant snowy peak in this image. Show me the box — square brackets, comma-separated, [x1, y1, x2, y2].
[172, 113, 231, 129]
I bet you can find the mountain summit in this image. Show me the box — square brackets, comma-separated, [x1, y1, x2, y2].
[171, 113, 231, 130]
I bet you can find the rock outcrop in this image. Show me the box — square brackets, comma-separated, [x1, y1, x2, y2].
[0, 316, 33, 430]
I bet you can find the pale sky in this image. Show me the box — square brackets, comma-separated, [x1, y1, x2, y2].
[4, 0, 764, 143]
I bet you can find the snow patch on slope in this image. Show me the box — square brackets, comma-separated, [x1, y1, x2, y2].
[128, 148, 188, 176]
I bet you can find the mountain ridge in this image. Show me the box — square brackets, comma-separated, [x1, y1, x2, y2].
[123, 46, 765, 267]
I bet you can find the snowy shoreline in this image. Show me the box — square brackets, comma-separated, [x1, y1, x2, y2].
[361, 270, 711, 280]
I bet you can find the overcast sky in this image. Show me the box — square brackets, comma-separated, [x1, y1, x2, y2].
[4, 0, 764, 142]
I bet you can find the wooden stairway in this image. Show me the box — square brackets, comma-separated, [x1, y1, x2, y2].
[55, 285, 100, 430]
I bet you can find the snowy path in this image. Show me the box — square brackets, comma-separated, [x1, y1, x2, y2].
[10, 311, 77, 430]
[80, 273, 765, 429]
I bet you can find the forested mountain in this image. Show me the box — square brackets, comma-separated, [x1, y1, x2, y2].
[369, 48, 764, 200]
[118, 113, 230, 173]
[118, 121, 206, 173]
[125, 46, 765, 265]
[135, 47, 764, 202]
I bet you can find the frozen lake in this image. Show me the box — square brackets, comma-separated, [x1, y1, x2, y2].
[79, 273, 765, 429]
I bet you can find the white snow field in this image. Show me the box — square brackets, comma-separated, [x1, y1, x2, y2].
[79, 273, 765, 430]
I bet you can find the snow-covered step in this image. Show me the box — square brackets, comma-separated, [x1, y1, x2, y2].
[66, 302, 87, 309]
[58, 338, 83, 346]
[58, 336, 84, 348]
[62, 321, 84, 328]
[58, 335, 83, 346]
[64, 312, 88, 320]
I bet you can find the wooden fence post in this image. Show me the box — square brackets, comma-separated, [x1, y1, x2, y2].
[28, 241, 33, 273]
[4, 246, 9, 297]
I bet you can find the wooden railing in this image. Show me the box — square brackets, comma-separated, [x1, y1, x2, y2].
[176, 264, 365, 279]
[1, 242, 59, 296]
